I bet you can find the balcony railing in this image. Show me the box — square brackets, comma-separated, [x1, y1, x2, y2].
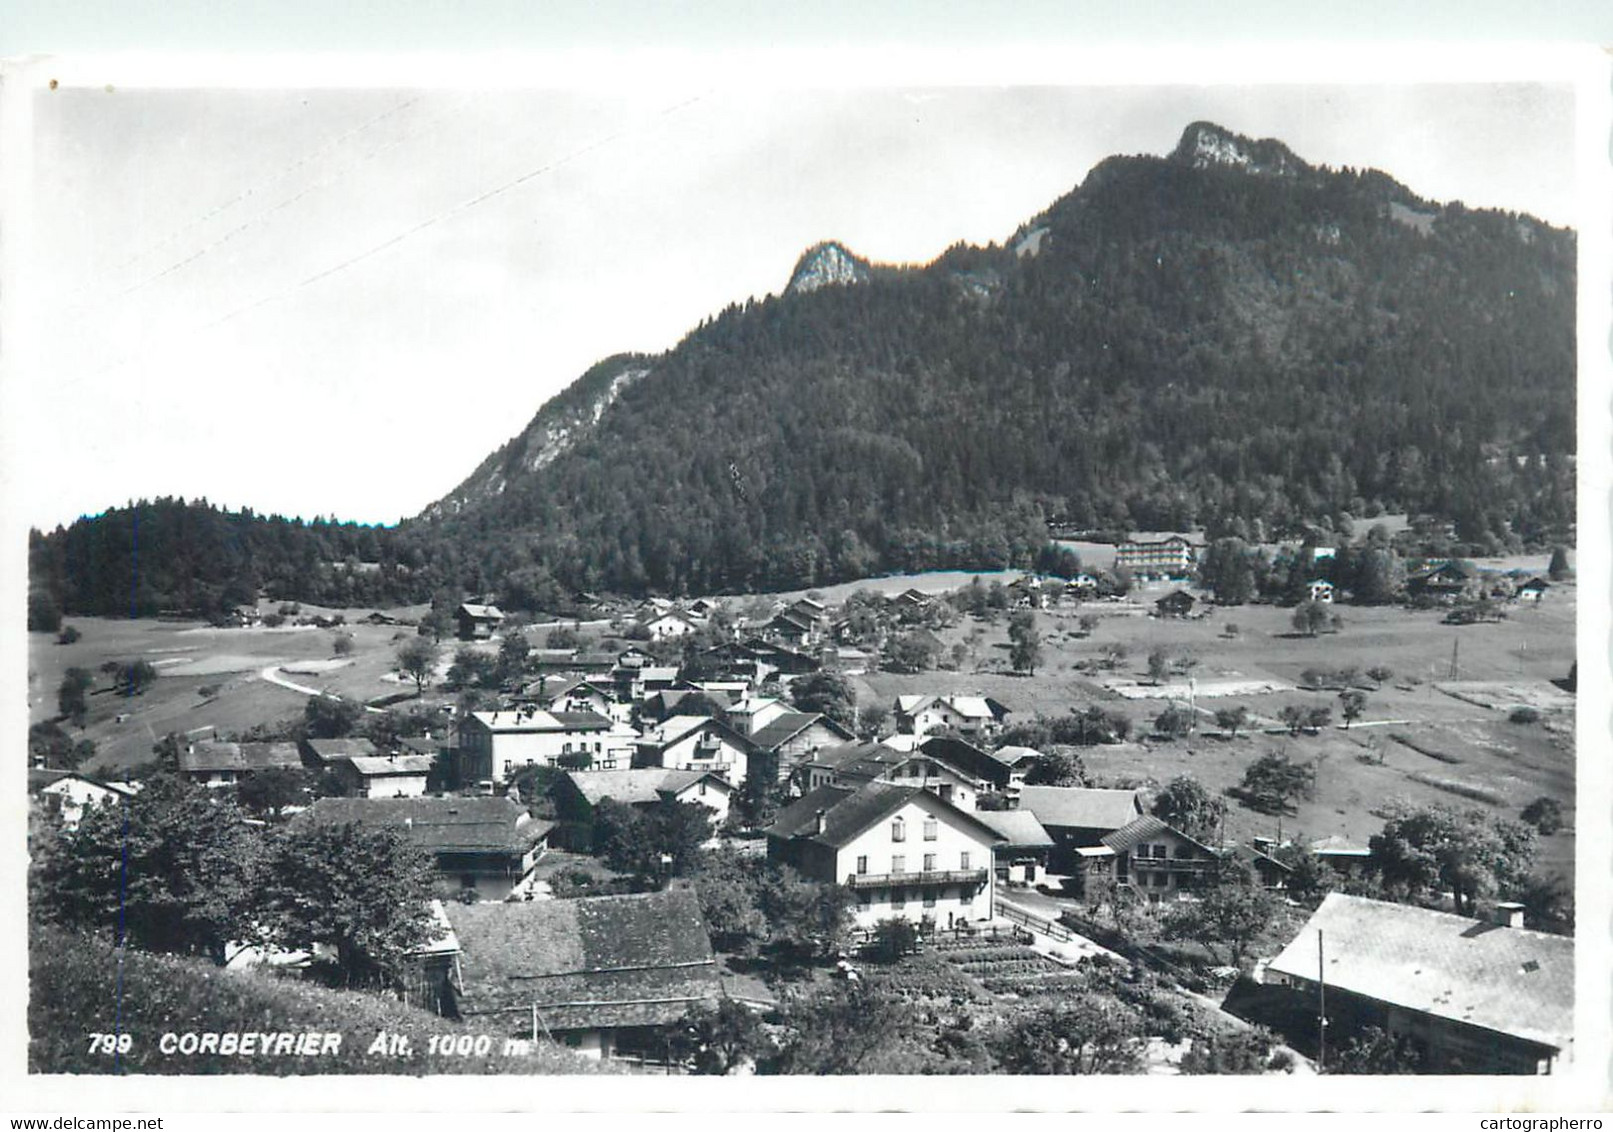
[846, 868, 989, 889]
[1126, 856, 1216, 872]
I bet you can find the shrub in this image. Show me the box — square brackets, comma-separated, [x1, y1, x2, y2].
[1520, 796, 1565, 835]
[1509, 705, 1541, 725]
[57, 626, 82, 645]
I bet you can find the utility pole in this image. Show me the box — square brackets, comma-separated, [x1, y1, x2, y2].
[1317, 929, 1327, 1073]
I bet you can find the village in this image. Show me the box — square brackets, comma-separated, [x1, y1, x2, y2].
[27, 530, 1577, 1077]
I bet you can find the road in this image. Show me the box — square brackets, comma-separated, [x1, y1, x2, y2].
[258, 665, 387, 713]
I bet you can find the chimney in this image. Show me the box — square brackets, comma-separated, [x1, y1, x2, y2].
[814, 809, 827, 835]
[1493, 902, 1526, 929]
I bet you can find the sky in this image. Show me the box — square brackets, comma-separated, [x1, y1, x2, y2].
[8, 74, 1583, 533]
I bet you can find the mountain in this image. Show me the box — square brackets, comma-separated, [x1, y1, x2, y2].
[412, 122, 1575, 599]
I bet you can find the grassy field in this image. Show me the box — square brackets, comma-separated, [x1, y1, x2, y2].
[857, 583, 1577, 882]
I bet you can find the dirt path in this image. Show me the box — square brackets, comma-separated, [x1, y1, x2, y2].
[258, 665, 387, 713]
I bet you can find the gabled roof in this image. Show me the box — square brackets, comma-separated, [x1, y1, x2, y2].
[179, 741, 302, 774]
[470, 708, 613, 733]
[769, 609, 816, 632]
[345, 754, 436, 778]
[303, 737, 378, 761]
[976, 809, 1055, 850]
[1017, 785, 1143, 831]
[564, 768, 730, 807]
[749, 711, 854, 752]
[803, 740, 890, 772]
[636, 715, 755, 753]
[766, 781, 1007, 850]
[457, 603, 504, 620]
[28, 769, 137, 798]
[1266, 893, 1573, 1054]
[302, 795, 549, 854]
[991, 744, 1044, 768]
[1100, 814, 1213, 855]
[917, 736, 1014, 788]
[447, 888, 722, 1028]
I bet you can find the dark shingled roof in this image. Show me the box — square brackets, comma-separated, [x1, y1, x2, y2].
[302, 796, 550, 854]
[179, 741, 302, 774]
[447, 888, 722, 1029]
[563, 768, 726, 807]
[1017, 785, 1143, 832]
[303, 737, 378, 762]
[1100, 814, 1213, 855]
[1266, 893, 1573, 1054]
[766, 782, 1007, 850]
[975, 809, 1055, 850]
[749, 711, 852, 752]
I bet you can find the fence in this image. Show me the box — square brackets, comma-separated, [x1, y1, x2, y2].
[993, 899, 1074, 944]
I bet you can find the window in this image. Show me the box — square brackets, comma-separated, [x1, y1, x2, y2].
[1153, 872, 1168, 888]
[891, 817, 906, 842]
[923, 853, 936, 872]
[960, 851, 971, 871]
[856, 855, 868, 875]
[891, 855, 906, 875]
[923, 818, 938, 841]
[923, 890, 937, 908]
[892, 887, 907, 909]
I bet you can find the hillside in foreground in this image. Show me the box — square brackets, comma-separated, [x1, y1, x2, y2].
[29, 924, 604, 1075]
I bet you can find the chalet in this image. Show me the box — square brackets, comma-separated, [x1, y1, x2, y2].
[179, 740, 302, 788]
[1407, 561, 1478, 604]
[1516, 577, 1550, 603]
[640, 687, 738, 725]
[988, 745, 1042, 791]
[766, 608, 819, 648]
[1226, 842, 1294, 890]
[1115, 536, 1196, 580]
[365, 611, 401, 626]
[456, 603, 505, 641]
[446, 888, 725, 1062]
[459, 708, 636, 784]
[745, 710, 856, 787]
[610, 661, 681, 703]
[302, 795, 552, 902]
[299, 736, 378, 770]
[894, 588, 933, 611]
[685, 598, 719, 618]
[337, 753, 435, 798]
[1070, 814, 1219, 902]
[538, 678, 619, 719]
[1065, 574, 1100, 599]
[742, 637, 821, 676]
[633, 715, 757, 784]
[765, 781, 1006, 930]
[645, 611, 699, 640]
[696, 641, 775, 687]
[28, 770, 137, 831]
[1154, 590, 1196, 619]
[787, 595, 828, 622]
[976, 809, 1054, 886]
[1015, 785, 1145, 873]
[1007, 575, 1049, 610]
[553, 768, 732, 847]
[1309, 835, 1374, 878]
[1263, 894, 1573, 1074]
[1306, 580, 1335, 604]
[892, 694, 1010, 740]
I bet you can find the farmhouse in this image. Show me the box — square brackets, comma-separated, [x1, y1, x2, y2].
[1516, 577, 1550, 603]
[1263, 894, 1573, 1074]
[456, 603, 505, 641]
[178, 740, 302, 787]
[1015, 785, 1145, 872]
[892, 694, 1010, 740]
[445, 888, 725, 1063]
[28, 769, 137, 831]
[459, 708, 636, 784]
[645, 611, 699, 640]
[1306, 580, 1335, 604]
[336, 753, 435, 798]
[633, 715, 757, 784]
[302, 795, 552, 902]
[299, 736, 378, 770]
[537, 678, 619, 719]
[765, 781, 1005, 930]
[553, 767, 732, 848]
[794, 740, 994, 811]
[744, 710, 856, 787]
[1069, 814, 1218, 903]
[766, 607, 820, 648]
[1407, 561, 1478, 604]
[1154, 590, 1196, 619]
[975, 809, 1055, 886]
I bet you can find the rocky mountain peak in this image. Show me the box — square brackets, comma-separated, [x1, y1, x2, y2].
[786, 240, 872, 294]
[1170, 121, 1308, 178]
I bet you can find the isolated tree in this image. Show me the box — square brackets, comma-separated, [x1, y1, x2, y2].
[1278, 705, 1308, 736]
[303, 695, 362, 739]
[993, 996, 1146, 1075]
[1519, 796, 1565, 835]
[1365, 665, 1393, 685]
[1213, 705, 1250, 739]
[545, 624, 582, 649]
[446, 646, 498, 690]
[257, 821, 441, 988]
[1547, 546, 1571, 581]
[1146, 647, 1170, 685]
[1180, 1026, 1277, 1075]
[1338, 689, 1367, 729]
[57, 667, 94, 726]
[28, 591, 62, 633]
[236, 766, 312, 820]
[331, 632, 355, 658]
[1236, 752, 1312, 815]
[1162, 883, 1279, 967]
[112, 660, 159, 697]
[1305, 705, 1334, 732]
[789, 670, 856, 729]
[395, 637, 439, 694]
[57, 625, 82, 645]
[417, 605, 453, 643]
[883, 632, 940, 674]
[1200, 537, 1257, 605]
[868, 916, 921, 962]
[497, 630, 531, 684]
[1007, 611, 1044, 675]
[1151, 775, 1226, 843]
[1153, 703, 1194, 739]
[31, 774, 261, 963]
[1291, 600, 1331, 637]
[1077, 613, 1100, 636]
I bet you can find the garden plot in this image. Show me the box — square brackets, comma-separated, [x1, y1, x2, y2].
[1103, 677, 1293, 700]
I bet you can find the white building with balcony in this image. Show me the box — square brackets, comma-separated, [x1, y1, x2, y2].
[632, 715, 757, 786]
[764, 781, 1007, 930]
